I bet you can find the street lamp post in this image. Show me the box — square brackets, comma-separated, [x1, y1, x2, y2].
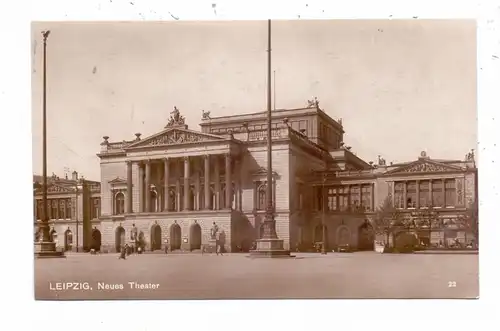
[34, 30, 65, 258]
[321, 173, 327, 254]
[249, 20, 290, 258]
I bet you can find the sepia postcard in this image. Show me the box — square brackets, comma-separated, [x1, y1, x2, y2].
[32, 19, 479, 300]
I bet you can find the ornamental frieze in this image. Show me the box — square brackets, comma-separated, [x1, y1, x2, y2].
[401, 162, 454, 173]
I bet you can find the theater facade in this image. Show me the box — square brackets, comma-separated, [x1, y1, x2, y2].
[93, 103, 478, 253]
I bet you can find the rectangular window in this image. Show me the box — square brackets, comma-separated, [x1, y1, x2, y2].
[394, 182, 404, 208]
[445, 179, 456, 207]
[432, 181, 444, 207]
[361, 185, 371, 211]
[327, 187, 337, 211]
[66, 199, 72, 219]
[419, 181, 430, 207]
[91, 198, 100, 219]
[59, 200, 66, 219]
[349, 186, 360, 209]
[51, 200, 58, 219]
[338, 187, 349, 211]
[407, 181, 417, 208]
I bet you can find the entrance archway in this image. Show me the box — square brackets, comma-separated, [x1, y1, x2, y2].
[169, 223, 182, 251]
[64, 228, 73, 251]
[358, 221, 374, 251]
[115, 226, 125, 252]
[190, 222, 202, 251]
[337, 226, 351, 246]
[150, 224, 162, 251]
[314, 224, 324, 243]
[91, 228, 102, 252]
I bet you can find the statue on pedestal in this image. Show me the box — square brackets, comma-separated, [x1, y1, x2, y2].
[210, 222, 219, 240]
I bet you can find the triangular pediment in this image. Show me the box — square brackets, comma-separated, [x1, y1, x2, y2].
[252, 167, 279, 177]
[125, 128, 227, 149]
[385, 159, 463, 175]
[108, 177, 127, 184]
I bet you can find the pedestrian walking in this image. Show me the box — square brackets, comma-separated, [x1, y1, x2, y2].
[118, 244, 128, 260]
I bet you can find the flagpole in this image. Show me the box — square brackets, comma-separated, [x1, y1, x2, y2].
[250, 19, 291, 258]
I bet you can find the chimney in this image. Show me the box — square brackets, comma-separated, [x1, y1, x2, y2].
[72, 171, 78, 181]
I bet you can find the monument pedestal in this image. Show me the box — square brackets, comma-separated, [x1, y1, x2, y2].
[34, 241, 65, 259]
[205, 239, 218, 253]
[249, 238, 293, 258]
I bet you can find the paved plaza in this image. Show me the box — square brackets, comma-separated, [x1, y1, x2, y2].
[35, 252, 479, 300]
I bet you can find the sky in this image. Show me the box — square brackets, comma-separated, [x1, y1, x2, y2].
[31, 20, 477, 181]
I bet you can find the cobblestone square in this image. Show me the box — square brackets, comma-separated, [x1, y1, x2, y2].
[34, 252, 479, 300]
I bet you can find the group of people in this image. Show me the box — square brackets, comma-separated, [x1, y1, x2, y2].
[119, 222, 227, 259]
[118, 224, 145, 260]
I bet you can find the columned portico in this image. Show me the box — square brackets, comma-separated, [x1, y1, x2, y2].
[130, 154, 236, 214]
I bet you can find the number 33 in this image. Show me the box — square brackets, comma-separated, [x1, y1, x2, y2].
[448, 281, 457, 287]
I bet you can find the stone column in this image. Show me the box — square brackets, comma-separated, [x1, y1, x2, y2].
[145, 160, 151, 212]
[194, 159, 200, 210]
[176, 160, 181, 212]
[163, 158, 170, 211]
[371, 183, 375, 211]
[403, 181, 407, 209]
[138, 163, 144, 212]
[235, 158, 241, 210]
[429, 179, 433, 206]
[416, 180, 420, 209]
[225, 153, 232, 209]
[126, 161, 133, 213]
[204, 155, 210, 210]
[214, 155, 220, 210]
[183, 156, 190, 211]
[442, 179, 446, 207]
[358, 184, 362, 210]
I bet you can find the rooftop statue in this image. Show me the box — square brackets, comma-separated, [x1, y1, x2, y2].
[166, 106, 186, 127]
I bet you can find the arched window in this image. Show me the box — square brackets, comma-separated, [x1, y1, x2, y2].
[150, 190, 158, 213]
[257, 184, 266, 210]
[114, 192, 125, 215]
[169, 189, 176, 211]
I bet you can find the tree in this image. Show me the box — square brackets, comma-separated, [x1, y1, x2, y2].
[411, 203, 441, 246]
[374, 196, 404, 247]
[459, 200, 479, 246]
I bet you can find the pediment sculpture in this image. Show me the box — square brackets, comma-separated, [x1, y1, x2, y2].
[166, 106, 186, 127]
[149, 130, 204, 146]
[402, 162, 450, 173]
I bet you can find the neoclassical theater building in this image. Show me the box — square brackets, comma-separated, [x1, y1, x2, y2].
[92, 103, 477, 253]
